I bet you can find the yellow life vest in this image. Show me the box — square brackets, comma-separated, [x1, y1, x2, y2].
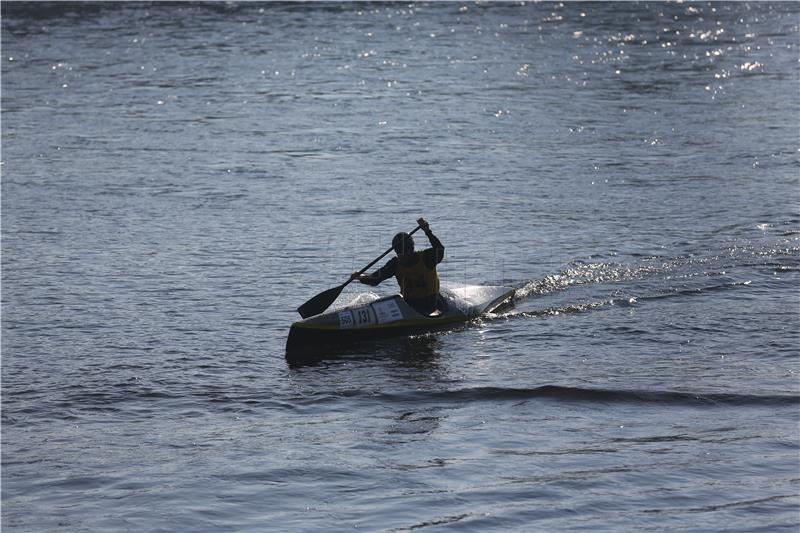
[395, 252, 439, 300]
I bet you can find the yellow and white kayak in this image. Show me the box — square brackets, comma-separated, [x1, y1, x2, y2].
[286, 285, 515, 362]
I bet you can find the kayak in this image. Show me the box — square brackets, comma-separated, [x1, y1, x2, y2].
[285, 285, 515, 362]
[286, 285, 516, 361]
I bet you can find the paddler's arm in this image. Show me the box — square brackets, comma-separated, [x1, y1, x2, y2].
[418, 217, 445, 267]
[351, 257, 398, 286]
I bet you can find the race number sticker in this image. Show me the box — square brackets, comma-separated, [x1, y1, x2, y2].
[352, 306, 374, 327]
[372, 298, 403, 324]
[338, 311, 354, 329]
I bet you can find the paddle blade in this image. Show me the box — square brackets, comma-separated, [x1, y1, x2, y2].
[297, 284, 345, 319]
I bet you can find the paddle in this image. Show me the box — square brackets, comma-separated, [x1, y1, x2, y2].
[297, 225, 421, 318]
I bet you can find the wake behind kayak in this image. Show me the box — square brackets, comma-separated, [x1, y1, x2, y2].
[285, 285, 515, 364]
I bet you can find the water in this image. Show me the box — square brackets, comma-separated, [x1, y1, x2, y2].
[2, 2, 798, 531]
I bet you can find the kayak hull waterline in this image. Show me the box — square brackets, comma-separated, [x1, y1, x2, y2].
[286, 285, 516, 362]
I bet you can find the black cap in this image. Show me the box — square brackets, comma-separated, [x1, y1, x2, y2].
[392, 232, 415, 255]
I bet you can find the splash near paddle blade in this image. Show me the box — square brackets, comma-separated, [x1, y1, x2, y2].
[297, 284, 345, 319]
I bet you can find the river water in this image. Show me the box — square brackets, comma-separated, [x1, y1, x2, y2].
[2, 2, 799, 531]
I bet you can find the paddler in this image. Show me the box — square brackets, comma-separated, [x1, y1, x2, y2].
[351, 217, 445, 315]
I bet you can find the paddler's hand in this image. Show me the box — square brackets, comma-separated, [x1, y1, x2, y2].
[350, 272, 364, 283]
[417, 217, 431, 233]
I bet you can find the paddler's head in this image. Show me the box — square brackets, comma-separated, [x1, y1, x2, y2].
[392, 232, 415, 261]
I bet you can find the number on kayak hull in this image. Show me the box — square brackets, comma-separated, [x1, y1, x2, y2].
[338, 310, 354, 329]
[337, 299, 403, 330]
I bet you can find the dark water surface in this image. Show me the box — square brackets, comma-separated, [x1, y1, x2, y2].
[2, 2, 799, 531]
